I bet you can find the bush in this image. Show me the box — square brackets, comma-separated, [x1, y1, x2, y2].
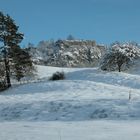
[49, 71, 65, 80]
[0, 80, 8, 91]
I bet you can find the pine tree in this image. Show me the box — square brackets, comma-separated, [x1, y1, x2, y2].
[10, 46, 34, 81]
[67, 34, 75, 40]
[0, 11, 33, 87]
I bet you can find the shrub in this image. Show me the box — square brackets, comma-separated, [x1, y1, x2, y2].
[49, 71, 65, 80]
[0, 80, 8, 91]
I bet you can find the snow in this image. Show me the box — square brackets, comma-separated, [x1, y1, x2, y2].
[0, 65, 140, 139]
[113, 43, 140, 58]
[63, 52, 74, 58]
[1, 121, 140, 140]
[28, 40, 104, 67]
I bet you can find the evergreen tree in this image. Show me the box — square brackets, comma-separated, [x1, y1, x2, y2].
[10, 45, 34, 81]
[67, 34, 75, 40]
[0, 11, 33, 87]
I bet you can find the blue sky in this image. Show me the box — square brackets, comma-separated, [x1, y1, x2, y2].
[0, 0, 140, 46]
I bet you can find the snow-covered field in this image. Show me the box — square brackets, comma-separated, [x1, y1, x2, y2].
[1, 121, 140, 140]
[0, 65, 140, 139]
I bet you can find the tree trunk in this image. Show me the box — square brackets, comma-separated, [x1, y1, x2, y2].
[118, 67, 121, 72]
[118, 64, 122, 72]
[3, 46, 11, 88]
[5, 60, 11, 87]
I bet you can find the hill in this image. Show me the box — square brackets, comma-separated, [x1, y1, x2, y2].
[0, 65, 140, 139]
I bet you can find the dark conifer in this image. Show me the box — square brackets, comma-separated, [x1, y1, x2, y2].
[0, 11, 33, 87]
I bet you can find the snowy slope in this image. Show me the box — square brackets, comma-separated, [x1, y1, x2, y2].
[1, 121, 140, 140]
[0, 65, 140, 121]
[0, 65, 140, 139]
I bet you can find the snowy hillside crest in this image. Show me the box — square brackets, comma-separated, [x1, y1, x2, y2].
[27, 39, 106, 67]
